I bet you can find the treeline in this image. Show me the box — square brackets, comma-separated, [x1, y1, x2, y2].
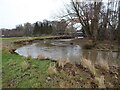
[33, 22, 53, 36]
[1, 19, 75, 37]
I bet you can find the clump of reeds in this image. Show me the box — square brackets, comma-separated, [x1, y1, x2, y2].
[94, 75, 105, 88]
[25, 54, 32, 60]
[57, 58, 70, 68]
[21, 61, 29, 70]
[97, 59, 109, 71]
[37, 54, 48, 60]
[3, 45, 14, 53]
[80, 58, 96, 76]
[47, 62, 57, 74]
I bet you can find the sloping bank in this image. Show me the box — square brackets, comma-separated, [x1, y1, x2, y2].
[2, 36, 120, 88]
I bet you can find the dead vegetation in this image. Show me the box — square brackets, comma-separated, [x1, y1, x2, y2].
[25, 54, 32, 60]
[96, 59, 109, 71]
[80, 58, 96, 76]
[20, 61, 30, 71]
[94, 75, 105, 88]
[57, 58, 70, 68]
[37, 54, 50, 60]
[46, 58, 119, 88]
[47, 62, 57, 74]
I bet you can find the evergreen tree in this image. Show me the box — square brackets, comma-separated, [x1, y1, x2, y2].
[33, 22, 40, 36]
[40, 23, 44, 34]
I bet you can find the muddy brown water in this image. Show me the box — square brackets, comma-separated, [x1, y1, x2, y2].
[15, 39, 120, 66]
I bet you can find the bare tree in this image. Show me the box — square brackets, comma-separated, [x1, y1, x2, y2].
[59, 0, 119, 42]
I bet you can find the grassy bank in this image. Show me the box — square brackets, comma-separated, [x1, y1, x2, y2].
[82, 40, 119, 52]
[2, 36, 53, 88]
[1, 35, 53, 43]
[1, 37, 120, 88]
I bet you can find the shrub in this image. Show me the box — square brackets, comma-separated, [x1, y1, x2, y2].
[82, 44, 94, 49]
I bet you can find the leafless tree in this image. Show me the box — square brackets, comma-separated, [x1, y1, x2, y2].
[60, 0, 119, 42]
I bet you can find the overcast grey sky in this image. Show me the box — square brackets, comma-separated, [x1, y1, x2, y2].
[0, 0, 70, 29]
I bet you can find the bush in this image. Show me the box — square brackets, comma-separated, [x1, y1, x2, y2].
[82, 44, 95, 49]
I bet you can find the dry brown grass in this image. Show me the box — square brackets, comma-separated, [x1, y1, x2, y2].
[97, 59, 109, 71]
[2, 44, 13, 53]
[94, 75, 105, 88]
[80, 58, 96, 76]
[25, 54, 32, 60]
[21, 61, 29, 70]
[47, 62, 57, 74]
[37, 54, 48, 60]
[59, 81, 70, 88]
[57, 58, 70, 68]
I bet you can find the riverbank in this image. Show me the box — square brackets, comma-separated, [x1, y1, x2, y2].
[71, 38, 119, 52]
[1, 36, 120, 88]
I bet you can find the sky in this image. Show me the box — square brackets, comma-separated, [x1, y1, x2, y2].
[0, 0, 70, 29]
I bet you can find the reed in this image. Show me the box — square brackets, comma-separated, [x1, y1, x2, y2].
[97, 59, 109, 71]
[21, 61, 29, 70]
[57, 58, 70, 68]
[37, 54, 47, 60]
[25, 54, 32, 60]
[94, 75, 105, 88]
[80, 58, 96, 76]
[47, 62, 57, 74]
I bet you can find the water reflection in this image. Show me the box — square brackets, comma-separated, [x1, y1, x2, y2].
[15, 39, 119, 66]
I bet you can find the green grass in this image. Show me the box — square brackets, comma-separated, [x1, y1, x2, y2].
[2, 37, 31, 43]
[1, 36, 55, 88]
[1, 36, 82, 88]
[2, 52, 52, 88]
[1, 35, 53, 43]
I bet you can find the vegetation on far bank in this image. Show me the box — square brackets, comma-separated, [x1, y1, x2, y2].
[1, 35, 54, 43]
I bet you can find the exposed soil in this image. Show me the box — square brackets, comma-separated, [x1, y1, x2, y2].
[47, 61, 120, 88]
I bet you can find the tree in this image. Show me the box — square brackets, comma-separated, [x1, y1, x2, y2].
[64, 0, 103, 41]
[60, 0, 119, 42]
[117, 1, 120, 49]
[24, 23, 33, 36]
[33, 22, 40, 36]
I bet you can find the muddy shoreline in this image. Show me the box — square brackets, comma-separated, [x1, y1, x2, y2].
[8, 36, 119, 53]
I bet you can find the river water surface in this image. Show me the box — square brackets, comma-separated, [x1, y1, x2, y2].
[15, 39, 120, 66]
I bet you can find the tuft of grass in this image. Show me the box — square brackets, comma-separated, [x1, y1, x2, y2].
[97, 59, 109, 71]
[80, 58, 96, 76]
[47, 62, 57, 74]
[94, 75, 105, 88]
[21, 61, 30, 71]
[37, 54, 47, 60]
[57, 58, 70, 68]
[25, 55, 32, 60]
